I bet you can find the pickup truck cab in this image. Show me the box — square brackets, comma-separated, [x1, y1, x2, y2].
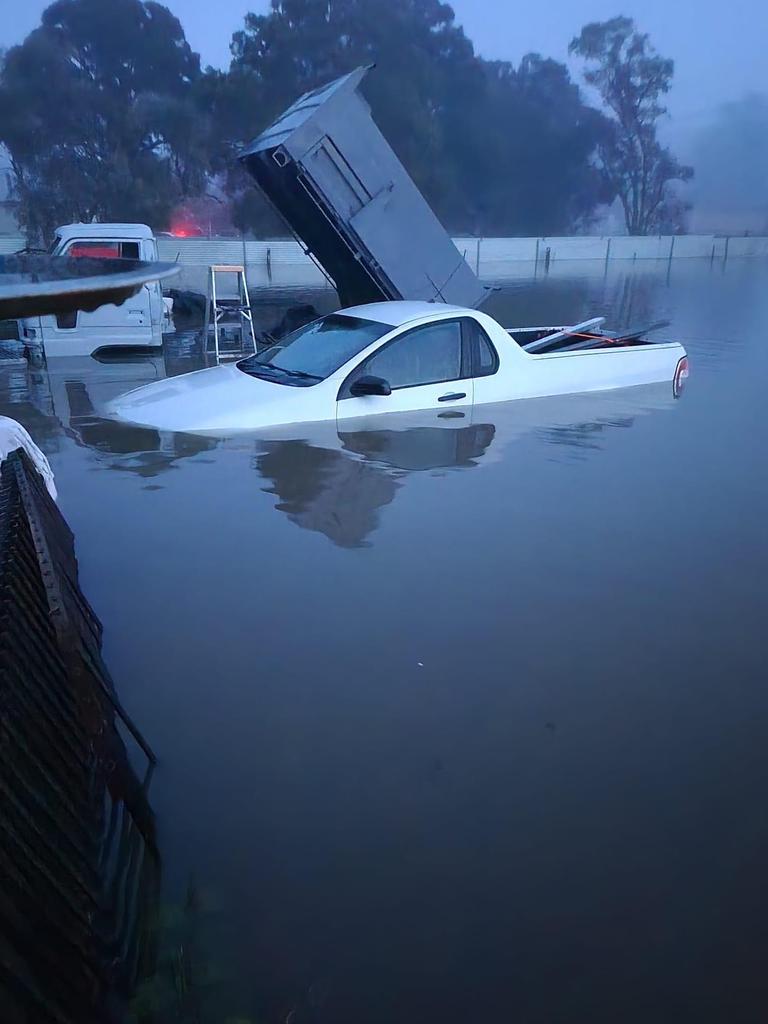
[108, 300, 688, 434]
[19, 223, 170, 357]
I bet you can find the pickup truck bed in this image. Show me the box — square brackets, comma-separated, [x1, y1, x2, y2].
[508, 317, 671, 354]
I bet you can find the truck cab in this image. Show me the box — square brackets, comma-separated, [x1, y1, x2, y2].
[19, 223, 171, 358]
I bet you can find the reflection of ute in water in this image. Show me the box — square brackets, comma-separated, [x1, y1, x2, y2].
[340, 423, 495, 471]
[258, 440, 397, 548]
[253, 383, 675, 547]
[257, 423, 495, 547]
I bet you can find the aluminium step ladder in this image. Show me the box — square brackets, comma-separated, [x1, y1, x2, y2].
[203, 264, 257, 363]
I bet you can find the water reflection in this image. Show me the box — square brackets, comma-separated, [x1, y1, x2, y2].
[257, 440, 398, 547]
[256, 423, 495, 547]
[63, 378, 217, 478]
[536, 414, 635, 452]
[0, 355, 219, 478]
[254, 385, 677, 546]
[340, 422, 496, 471]
[0, 348, 679, 539]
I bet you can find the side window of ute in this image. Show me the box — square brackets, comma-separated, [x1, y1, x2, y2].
[467, 319, 499, 377]
[348, 320, 465, 393]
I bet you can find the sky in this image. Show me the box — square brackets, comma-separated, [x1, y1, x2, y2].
[2, 0, 767, 143]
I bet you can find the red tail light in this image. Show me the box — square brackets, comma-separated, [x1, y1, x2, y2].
[673, 356, 689, 398]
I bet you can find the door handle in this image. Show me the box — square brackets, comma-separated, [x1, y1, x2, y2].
[438, 392, 466, 402]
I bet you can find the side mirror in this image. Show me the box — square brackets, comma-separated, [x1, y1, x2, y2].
[350, 374, 392, 397]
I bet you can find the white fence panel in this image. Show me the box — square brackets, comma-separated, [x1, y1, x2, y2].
[605, 237, 667, 259]
[471, 238, 540, 262]
[248, 240, 327, 286]
[540, 237, 609, 260]
[726, 236, 768, 257]
[667, 235, 716, 258]
[156, 239, 245, 265]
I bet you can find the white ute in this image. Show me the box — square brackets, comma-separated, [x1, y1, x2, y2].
[19, 223, 171, 357]
[109, 301, 688, 434]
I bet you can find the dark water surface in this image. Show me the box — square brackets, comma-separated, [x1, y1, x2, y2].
[3, 259, 768, 1023]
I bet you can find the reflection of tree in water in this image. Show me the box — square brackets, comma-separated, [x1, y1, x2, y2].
[256, 424, 495, 548]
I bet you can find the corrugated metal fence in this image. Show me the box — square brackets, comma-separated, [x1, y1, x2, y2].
[0, 449, 159, 1023]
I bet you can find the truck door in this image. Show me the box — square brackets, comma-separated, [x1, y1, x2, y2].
[337, 318, 474, 423]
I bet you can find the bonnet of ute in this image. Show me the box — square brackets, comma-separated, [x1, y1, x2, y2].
[107, 309, 394, 433]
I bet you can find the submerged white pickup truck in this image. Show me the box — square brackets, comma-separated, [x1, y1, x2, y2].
[109, 300, 688, 434]
[19, 223, 172, 357]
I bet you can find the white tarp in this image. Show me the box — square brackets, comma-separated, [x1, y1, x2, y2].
[0, 416, 57, 499]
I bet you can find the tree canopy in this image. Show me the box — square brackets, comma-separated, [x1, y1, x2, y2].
[217, 0, 612, 235]
[0, 0, 695, 242]
[0, 0, 211, 242]
[570, 16, 693, 234]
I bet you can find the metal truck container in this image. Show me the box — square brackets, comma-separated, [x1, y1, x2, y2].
[240, 66, 486, 310]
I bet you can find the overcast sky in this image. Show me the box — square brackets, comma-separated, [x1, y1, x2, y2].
[3, 0, 766, 135]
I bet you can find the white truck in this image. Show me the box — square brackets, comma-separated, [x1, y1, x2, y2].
[19, 223, 172, 357]
[108, 300, 688, 434]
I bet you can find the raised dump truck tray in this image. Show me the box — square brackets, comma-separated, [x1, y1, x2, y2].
[239, 66, 486, 310]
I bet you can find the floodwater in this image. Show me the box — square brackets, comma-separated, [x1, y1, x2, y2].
[3, 258, 768, 1023]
